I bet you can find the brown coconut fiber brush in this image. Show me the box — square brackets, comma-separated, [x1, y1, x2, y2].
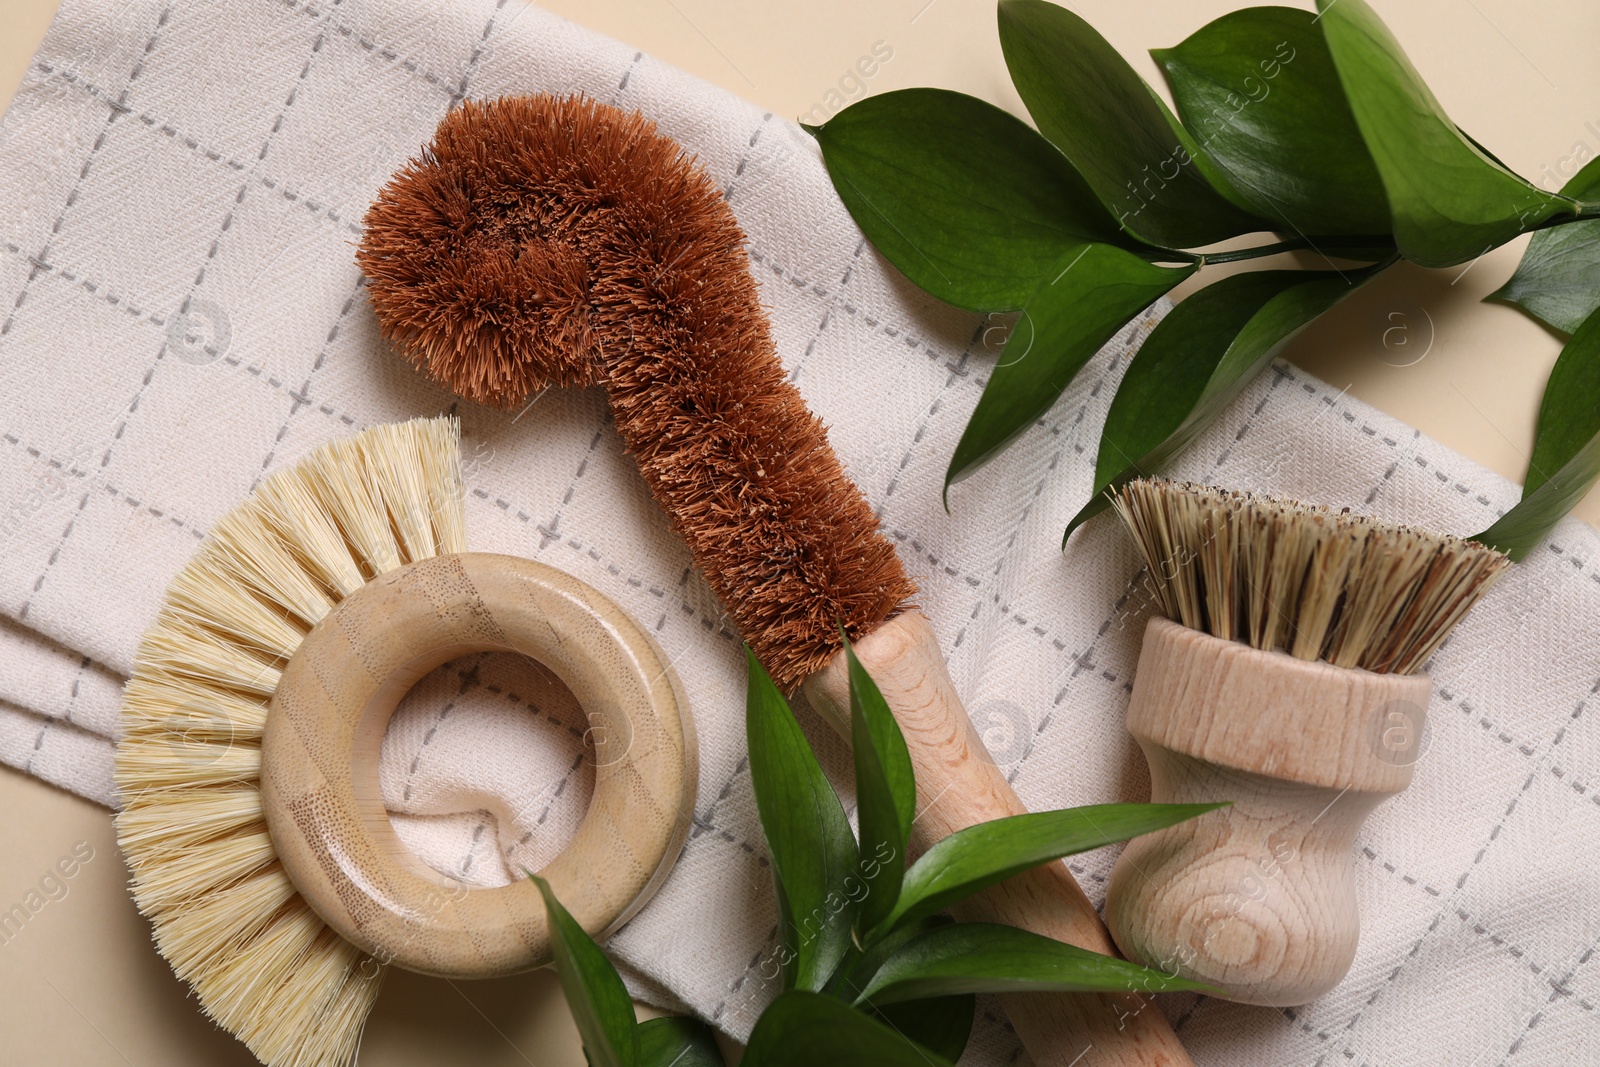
[1103, 479, 1509, 1005]
[357, 93, 1193, 1067]
[115, 416, 696, 1066]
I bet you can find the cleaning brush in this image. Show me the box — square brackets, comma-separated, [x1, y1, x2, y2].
[359, 93, 1194, 1066]
[115, 416, 695, 1067]
[1103, 479, 1508, 1004]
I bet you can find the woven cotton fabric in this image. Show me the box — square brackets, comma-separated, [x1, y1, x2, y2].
[1, 0, 1597, 1063]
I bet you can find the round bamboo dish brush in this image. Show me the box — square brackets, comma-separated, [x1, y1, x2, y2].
[114, 416, 696, 1067]
[358, 93, 1193, 1067]
[1103, 479, 1509, 1005]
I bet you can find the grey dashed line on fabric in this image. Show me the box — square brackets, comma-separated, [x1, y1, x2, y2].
[15, 641, 94, 761]
[747, 246, 962, 370]
[1320, 671, 1590, 1063]
[30, 61, 366, 238]
[784, 237, 869, 388]
[1281, 368, 1503, 513]
[877, 321, 980, 509]
[1360, 846, 1444, 898]
[402, 690, 462, 803]
[250, 275, 366, 485]
[274, 0, 461, 97]
[0, 235, 385, 445]
[720, 112, 772, 203]
[932, 321, 1152, 658]
[1501, 935, 1600, 1063]
[533, 429, 607, 551]
[687, 756, 754, 871]
[2, 236, 178, 328]
[526, 751, 588, 831]
[2, 9, 170, 342]
[450, 0, 513, 106]
[1169, 995, 1208, 1033]
[12, 7, 176, 621]
[611, 51, 644, 102]
[21, 2, 342, 621]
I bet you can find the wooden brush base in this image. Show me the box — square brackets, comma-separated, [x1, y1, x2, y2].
[1105, 617, 1432, 1006]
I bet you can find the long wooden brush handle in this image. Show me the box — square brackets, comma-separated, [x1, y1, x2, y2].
[804, 611, 1194, 1067]
[1105, 617, 1430, 1006]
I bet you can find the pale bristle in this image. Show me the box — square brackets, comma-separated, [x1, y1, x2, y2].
[128, 829, 279, 913]
[253, 474, 368, 598]
[137, 615, 285, 696]
[117, 735, 262, 789]
[166, 555, 308, 662]
[116, 783, 266, 855]
[121, 669, 271, 739]
[246, 929, 383, 1067]
[114, 416, 463, 1067]
[155, 866, 302, 976]
[1111, 479, 1510, 674]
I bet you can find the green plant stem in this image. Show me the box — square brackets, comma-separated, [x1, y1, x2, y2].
[1172, 235, 1395, 265]
[1526, 201, 1600, 233]
[1167, 202, 1599, 266]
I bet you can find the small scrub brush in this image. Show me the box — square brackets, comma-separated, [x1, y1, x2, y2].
[1103, 479, 1509, 1004]
[115, 417, 695, 1067]
[358, 93, 1196, 1066]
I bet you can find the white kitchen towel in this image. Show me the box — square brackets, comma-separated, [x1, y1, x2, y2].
[1, 0, 1598, 1063]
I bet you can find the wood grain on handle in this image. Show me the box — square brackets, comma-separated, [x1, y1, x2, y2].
[261, 553, 697, 979]
[1105, 617, 1430, 1005]
[803, 610, 1194, 1067]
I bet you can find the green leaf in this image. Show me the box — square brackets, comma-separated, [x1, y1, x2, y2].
[1153, 6, 1389, 235]
[811, 920, 978, 1061]
[808, 88, 1148, 311]
[945, 244, 1192, 493]
[855, 922, 1215, 1006]
[1067, 262, 1389, 539]
[827, 915, 954, 1001]
[1316, 0, 1576, 267]
[769, 876, 799, 992]
[997, 0, 1268, 248]
[744, 649, 859, 991]
[1473, 305, 1600, 559]
[844, 636, 915, 933]
[881, 803, 1221, 933]
[1488, 157, 1600, 335]
[742, 991, 956, 1067]
[871, 997, 975, 1063]
[532, 875, 638, 1067]
[636, 1017, 723, 1067]
[1091, 271, 1312, 488]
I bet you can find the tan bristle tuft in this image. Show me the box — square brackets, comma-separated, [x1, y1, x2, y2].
[1111, 479, 1510, 674]
[358, 94, 913, 688]
[114, 415, 463, 1067]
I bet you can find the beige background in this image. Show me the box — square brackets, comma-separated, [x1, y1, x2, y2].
[1, 0, 1596, 1063]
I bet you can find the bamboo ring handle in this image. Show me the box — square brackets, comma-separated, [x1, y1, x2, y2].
[260, 552, 696, 979]
[805, 611, 1194, 1067]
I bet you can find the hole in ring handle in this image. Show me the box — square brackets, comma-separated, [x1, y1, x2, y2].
[260, 553, 697, 979]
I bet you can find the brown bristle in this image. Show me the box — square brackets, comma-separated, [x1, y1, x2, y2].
[357, 94, 914, 688]
[1111, 479, 1510, 675]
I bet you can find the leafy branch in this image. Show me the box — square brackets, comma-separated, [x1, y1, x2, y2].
[807, 0, 1600, 559]
[529, 643, 1218, 1065]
